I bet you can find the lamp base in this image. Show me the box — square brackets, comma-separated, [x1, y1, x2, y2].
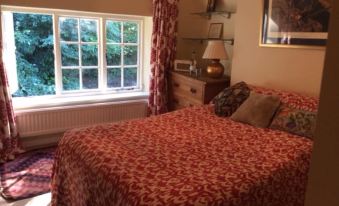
[206, 59, 224, 78]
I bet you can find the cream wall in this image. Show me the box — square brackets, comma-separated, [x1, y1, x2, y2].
[176, 0, 207, 64]
[231, 0, 325, 97]
[176, 0, 236, 76]
[0, 0, 152, 16]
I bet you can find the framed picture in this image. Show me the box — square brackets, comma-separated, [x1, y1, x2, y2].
[174, 60, 191, 72]
[208, 23, 223, 39]
[206, 0, 216, 12]
[260, 0, 331, 48]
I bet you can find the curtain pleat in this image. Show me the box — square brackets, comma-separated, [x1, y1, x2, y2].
[0, 15, 21, 163]
[148, 0, 179, 115]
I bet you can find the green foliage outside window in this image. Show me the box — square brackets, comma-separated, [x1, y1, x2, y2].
[11, 13, 139, 97]
[13, 13, 55, 97]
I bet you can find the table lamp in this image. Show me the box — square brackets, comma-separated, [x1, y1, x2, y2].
[202, 40, 229, 78]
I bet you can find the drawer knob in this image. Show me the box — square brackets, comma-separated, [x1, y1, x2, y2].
[174, 83, 180, 87]
[190, 88, 197, 94]
[173, 99, 179, 104]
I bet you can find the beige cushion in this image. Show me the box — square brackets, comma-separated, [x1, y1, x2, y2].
[230, 92, 280, 128]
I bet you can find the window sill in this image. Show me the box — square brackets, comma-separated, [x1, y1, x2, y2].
[14, 91, 149, 113]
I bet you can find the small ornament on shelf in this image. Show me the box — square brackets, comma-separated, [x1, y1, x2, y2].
[189, 51, 200, 77]
[206, 0, 216, 12]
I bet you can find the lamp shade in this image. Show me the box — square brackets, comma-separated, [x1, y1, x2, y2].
[202, 40, 229, 60]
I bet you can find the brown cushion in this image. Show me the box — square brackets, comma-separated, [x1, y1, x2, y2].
[212, 81, 251, 117]
[269, 105, 317, 139]
[230, 92, 281, 128]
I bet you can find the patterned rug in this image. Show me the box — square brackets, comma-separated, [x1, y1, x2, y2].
[0, 148, 55, 201]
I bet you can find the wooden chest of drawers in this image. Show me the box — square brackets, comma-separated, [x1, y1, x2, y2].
[169, 71, 230, 111]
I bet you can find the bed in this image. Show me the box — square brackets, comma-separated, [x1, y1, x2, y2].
[51, 87, 318, 206]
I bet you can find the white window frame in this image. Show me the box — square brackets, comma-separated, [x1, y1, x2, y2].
[1, 6, 145, 100]
[104, 19, 141, 91]
[57, 16, 102, 94]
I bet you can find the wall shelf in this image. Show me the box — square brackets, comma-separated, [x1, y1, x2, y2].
[182, 37, 234, 45]
[191, 11, 235, 19]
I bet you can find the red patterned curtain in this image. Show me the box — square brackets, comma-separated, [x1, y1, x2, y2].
[148, 0, 179, 115]
[0, 26, 21, 163]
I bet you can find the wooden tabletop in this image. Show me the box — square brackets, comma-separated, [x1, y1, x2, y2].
[170, 71, 230, 84]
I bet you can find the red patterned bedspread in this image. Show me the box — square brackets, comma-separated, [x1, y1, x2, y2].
[51, 106, 312, 206]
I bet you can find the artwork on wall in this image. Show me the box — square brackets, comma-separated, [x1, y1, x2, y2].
[261, 0, 331, 48]
[208, 23, 223, 39]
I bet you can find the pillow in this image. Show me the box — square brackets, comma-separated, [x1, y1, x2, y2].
[230, 92, 280, 128]
[212, 81, 250, 117]
[270, 105, 317, 138]
[250, 85, 318, 112]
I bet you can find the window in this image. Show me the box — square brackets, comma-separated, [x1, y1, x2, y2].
[106, 21, 139, 88]
[6, 13, 55, 97]
[2, 8, 144, 99]
[59, 17, 99, 91]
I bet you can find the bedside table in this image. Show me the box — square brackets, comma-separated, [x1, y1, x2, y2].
[169, 71, 230, 111]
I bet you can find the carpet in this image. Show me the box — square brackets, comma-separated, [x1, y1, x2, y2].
[0, 148, 55, 201]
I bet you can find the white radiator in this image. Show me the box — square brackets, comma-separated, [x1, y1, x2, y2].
[16, 100, 148, 137]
